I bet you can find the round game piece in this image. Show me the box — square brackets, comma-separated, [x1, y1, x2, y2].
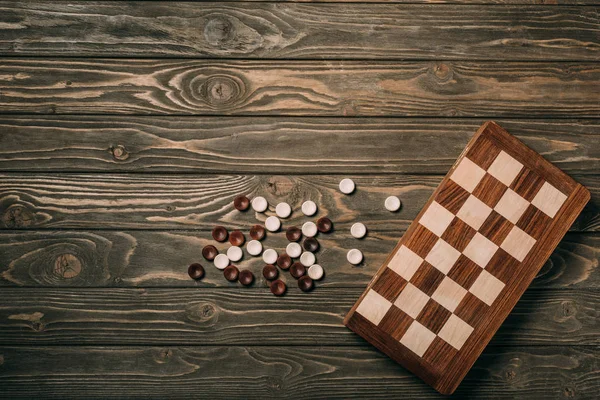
[301, 201, 317, 216]
[251, 196, 268, 213]
[385, 196, 402, 212]
[214, 254, 230, 270]
[188, 263, 205, 280]
[202, 245, 218, 261]
[286, 242, 302, 258]
[303, 237, 319, 253]
[347, 249, 363, 265]
[316, 217, 333, 233]
[246, 240, 263, 256]
[265, 216, 281, 232]
[212, 226, 228, 242]
[263, 248, 278, 265]
[223, 265, 239, 282]
[286, 226, 302, 242]
[308, 264, 324, 280]
[270, 279, 287, 296]
[233, 195, 250, 211]
[275, 202, 292, 219]
[290, 262, 306, 279]
[229, 230, 245, 246]
[339, 178, 355, 194]
[302, 221, 318, 237]
[277, 253, 292, 270]
[263, 264, 279, 281]
[350, 222, 367, 239]
[226, 246, 243, 262]
[300, 251, 316, 267]
[249, 224, 266, 241]
[239, 270, 254, 286]
[298, 276, 314, 292]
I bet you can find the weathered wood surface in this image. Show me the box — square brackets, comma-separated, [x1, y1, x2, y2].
[1, 173, 598, 231]
[0, 230, 597, 289]
[0, 345, 596, 399]
[1, 60, 599, 117]
[0, 288, 596, 345]
[1, 3, 597, 60]
[0, 117, 598, 174]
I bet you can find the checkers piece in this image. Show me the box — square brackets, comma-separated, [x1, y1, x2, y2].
[344, 122, 590, 395]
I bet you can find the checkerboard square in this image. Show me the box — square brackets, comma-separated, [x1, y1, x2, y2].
[463, 232, 499, 268]
[478, 211, 513, 246]
[531, 181, 567, 218]
[416, 299, 453, 334]
[456, 194, 493, 230]
[510, 168, 545, 202]
[494, 189, 530, 224]
[516, 205, 553, 241]
[425, 238, 461, 274]
[487, 150, 523, 186]
[431, 276, 467, 312]
[372, 267, 407, 302]
[410, 262, 446, 296]
[400, 320, 437, 357]
[453, 291, 489, 327]
[484, 248, 521, 283]
[441, 217, 477, 253]
[355, 289, 392, 325]
[437, 314, 474, 351]
[472, 173, 508, 208]
[447, 255, 483, 288]
[469, 270, 505, 306]
[501, 226, 536, 262]
[436, 180, 471, 214]
[465, 136, 501, 170]
[394, 283, 430, 318]
[419, 202, 454, 237]
[378, 306, 414, 341]
[388, 245, 423, 281]
[450, 157, 486, 193]
[404, 224, 439, 258]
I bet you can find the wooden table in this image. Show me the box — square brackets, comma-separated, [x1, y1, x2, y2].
[0, 2, 598, 399]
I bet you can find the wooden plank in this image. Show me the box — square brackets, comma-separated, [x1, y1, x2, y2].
[0, 288, 596, 345]
[0, 345, 596, 399]
[1, 60, 598, 117]
[1, 173, 598, 232]
[0, 117, 598, 174]
[1, 3, 597, 60]
[0, 230, 597, 289]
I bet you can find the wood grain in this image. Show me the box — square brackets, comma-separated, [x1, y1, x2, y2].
[0, 230, 597, 289]
[1, 3, 597, 60]
[0, 288, 596, 346]
[1, 173, 598, 231]
[1, 60, 599, 117]
[0, 117, 598, 174]
[0, 345, 596, 399]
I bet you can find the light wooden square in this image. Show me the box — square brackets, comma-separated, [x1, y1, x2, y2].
[400, 320, 437, 357]
[388, 245, 424, 281]
[418, 202, 455, 237]
[456, 194, 492, 230]
[425, 238, 461, 274]
[500, 226, 536, 262]
[469, 270, 505, 306]
[437, 314, 474, 350]
[431, 276, 467, 313]
[356, 289, 393, 325]
[494, 188, 530, 224]
[463, 232, 499, 268]
[449, 157, 486, 193]
[394, 283, 430, 318]
[531, 181, 568, 218]
[487, 150, 523, 186]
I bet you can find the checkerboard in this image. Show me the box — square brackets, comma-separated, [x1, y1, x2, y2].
[344, 121, 590, 395]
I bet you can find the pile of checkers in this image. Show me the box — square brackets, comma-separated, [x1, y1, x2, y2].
[188, 178, 402, 296]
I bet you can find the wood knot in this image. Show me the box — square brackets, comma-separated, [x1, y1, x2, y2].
[1, 204, 34, 228]
[111, 145, 129, 161]
[198, 75, 244, 106]
[432, 63, 453, 82]
[561, 300, 577, 317]
[204, 16, 236, 47]
[186, 302, 218, 324]
[266, 176, 294, 197]
[563, 386, 576, 397]
[154, 348, 173, 364]
[266, 376, 284, 393]
[504, 369, 517, 381]
[53, 253, 82, 279]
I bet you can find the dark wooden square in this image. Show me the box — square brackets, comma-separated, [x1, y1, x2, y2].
[441, 217, 477, 252]
[472, 173, 508, 208]
[516, 204, 554, 241]
[404, 224, 439, 258]
[416, 299, 453, 334]
[447, 255, 483, 288]
[465, 135, 501, 170]
[479, 210, 514, 246]
[484, 248, 521, 283]
[410, 261, 446, 296]
[371, 267, 407, 302]
[378, 306, 414, 341]
[435, 179, 470, 214]
[510, 168, 546, 201]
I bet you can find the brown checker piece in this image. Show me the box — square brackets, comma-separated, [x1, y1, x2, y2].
[343, 121, 590, 395]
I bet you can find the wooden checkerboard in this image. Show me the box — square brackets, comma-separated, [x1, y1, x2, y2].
[343, 121, 590, 395]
